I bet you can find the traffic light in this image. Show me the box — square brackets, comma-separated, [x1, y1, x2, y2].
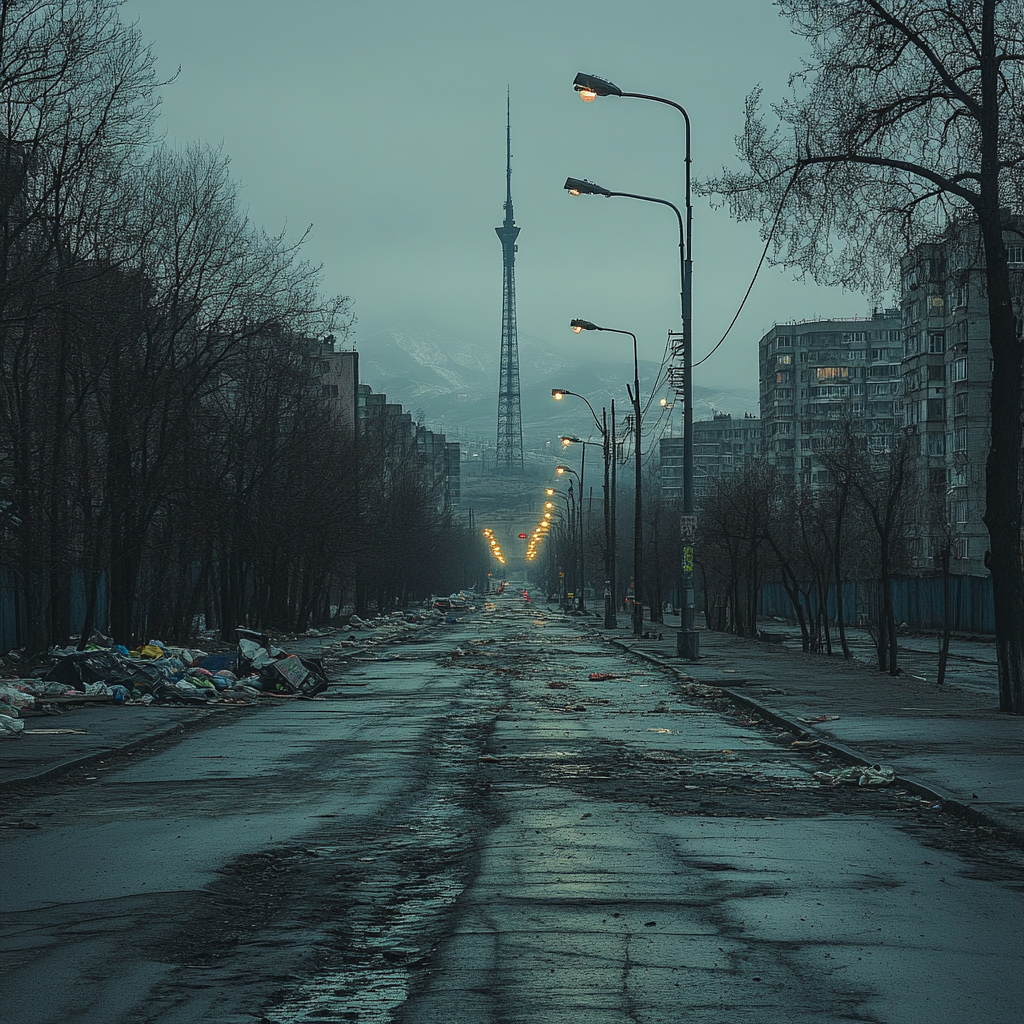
[519, 533, 527, 539]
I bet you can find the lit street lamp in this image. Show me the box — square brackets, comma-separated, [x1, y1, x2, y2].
[557, 430, 610, 626]
[546, 486, 574, 608]
[552, 388, 617, 627]
[569, 319, 644, 636]
[568, 72, 698, 660]
[556, 461, 586, 612]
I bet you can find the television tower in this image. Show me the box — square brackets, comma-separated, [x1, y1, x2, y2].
[495, 95, 523, 470]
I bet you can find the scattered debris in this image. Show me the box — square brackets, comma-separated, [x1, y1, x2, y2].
[798, 714, 842, 723]
[589, 672, 618, 681]
[813, 764, 896, 787]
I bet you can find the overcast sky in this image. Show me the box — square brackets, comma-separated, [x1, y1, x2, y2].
[120, 0, 879, 392]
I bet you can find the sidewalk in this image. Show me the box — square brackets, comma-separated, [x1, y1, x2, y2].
[609, 623, 1024, 847]
[0, 703, 240, 791]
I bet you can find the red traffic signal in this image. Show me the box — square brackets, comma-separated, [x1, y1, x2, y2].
[518, 533, 527, 539]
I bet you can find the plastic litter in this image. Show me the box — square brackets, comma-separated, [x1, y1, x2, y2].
[813, 764, 896, 787]
[236, 628, 329, 696]
[0, 714, 25, 736]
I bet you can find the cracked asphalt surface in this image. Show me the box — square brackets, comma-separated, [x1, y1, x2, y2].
[2, 595, 1021, 1023]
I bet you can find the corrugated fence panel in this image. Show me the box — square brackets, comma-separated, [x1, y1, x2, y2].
[759, 575, 994, 635]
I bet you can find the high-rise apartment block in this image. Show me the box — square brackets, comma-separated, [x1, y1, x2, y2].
[758, 312, 903, 490]
[660, 413, 762, 501]
[356, 383, 461, 513]
[898, 215, 1024, 575]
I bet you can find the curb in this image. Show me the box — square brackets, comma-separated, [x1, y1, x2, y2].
[606, 636, 1024, 850]
[0, 712, 218, 791]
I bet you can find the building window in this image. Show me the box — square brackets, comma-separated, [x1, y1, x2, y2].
[1008, 243, 1024, 265]
[927, 398, 945, 421]
[951, 499, 968, 524]
[952, 358, 968, 382]
[952, 426, 968, 452]
[928, 332, 945, 353]
[323, 384, 338, 398]
[954, 392, 968, 415]
[816, 366, 849, 379]
[927, 433, 945, 456]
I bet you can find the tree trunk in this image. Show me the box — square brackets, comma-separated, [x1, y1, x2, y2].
[938, 544, 952, 686]
[978, 4, 1023, 713]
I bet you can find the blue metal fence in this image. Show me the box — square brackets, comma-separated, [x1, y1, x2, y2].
[759, 575, 995, 634]
[1, 569, 108, 655]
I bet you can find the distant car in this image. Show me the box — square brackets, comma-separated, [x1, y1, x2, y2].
[433, 598, 468, 612]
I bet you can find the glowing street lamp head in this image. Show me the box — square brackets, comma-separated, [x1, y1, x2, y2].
[552, 389, 565, 400]
[563, 177, 612, 198]
[573, 72, 622, 100]
[570, 319, 600, 333]
[546, 488, 555, 495]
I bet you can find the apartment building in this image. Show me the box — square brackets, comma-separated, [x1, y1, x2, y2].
[659, 413, 762, 502]
[357, 383, 461, 511]
[758, 312, 903, 490]
[898, 214, 1024, 575]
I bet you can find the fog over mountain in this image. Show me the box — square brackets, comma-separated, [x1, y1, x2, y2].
[354, 323, 759, 458]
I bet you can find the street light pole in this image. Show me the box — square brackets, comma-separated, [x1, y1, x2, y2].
[546, 487, 572, 609]
[570, 320, 643, 636]
[569, 72, 698, 660]
[555, 461, 585, 612]
[554, 386, 615, 628]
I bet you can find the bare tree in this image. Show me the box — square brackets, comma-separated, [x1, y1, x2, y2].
[706, 0, 1024, 711]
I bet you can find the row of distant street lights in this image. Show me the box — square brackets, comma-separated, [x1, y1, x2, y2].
[481, 528, 505, 566]
[548, 72, 698, 656]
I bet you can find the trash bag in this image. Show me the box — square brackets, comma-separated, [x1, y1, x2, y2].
[0, 714, 25, 737]
[44, 650, 164, 692]
[198, 653, 238, 674]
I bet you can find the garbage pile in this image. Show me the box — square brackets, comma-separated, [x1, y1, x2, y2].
[0, 629, 330, 734]
[344, 603, 472, 640]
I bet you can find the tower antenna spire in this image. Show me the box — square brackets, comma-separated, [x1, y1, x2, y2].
[495, 90, 523, 470]
[504, 90, 513, 222]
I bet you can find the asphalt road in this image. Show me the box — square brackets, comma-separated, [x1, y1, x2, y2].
[2, 595, 1021, 1023]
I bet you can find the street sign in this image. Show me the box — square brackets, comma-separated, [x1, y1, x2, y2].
[680, 514, 697, 544]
